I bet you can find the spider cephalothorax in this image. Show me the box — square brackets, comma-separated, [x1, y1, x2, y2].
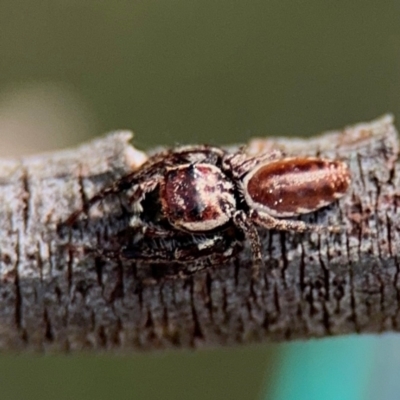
[67, 144, 351, 277]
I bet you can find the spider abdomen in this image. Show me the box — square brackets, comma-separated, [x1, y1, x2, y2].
[243, 157, 351, 217]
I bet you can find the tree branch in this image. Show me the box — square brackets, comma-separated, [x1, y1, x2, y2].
[0, 115, 398, 352]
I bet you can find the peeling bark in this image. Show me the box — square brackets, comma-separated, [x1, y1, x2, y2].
[0, 115, 399, 352]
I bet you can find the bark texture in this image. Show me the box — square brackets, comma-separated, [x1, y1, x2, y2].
[0, 115, 399, 352]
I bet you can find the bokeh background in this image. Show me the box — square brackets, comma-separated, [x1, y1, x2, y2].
[1, 1, 400, 399]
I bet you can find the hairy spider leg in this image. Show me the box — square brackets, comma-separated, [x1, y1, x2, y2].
[248, 209, 341, 233]
[65, 171, 139, 225]
[233, 210, 263, 279]
[223, 149, 284, 178]
[122, 233, 237, 264]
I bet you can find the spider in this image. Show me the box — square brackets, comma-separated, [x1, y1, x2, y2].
[66, 144, 351, 278]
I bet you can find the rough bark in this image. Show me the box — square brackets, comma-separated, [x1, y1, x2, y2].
[0, 115, 398, 352]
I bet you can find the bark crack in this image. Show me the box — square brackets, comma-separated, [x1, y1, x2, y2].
[190, 278, 204, 345]
[43, 308, 54, 343]
[349, 267, 360, 333]
[14, 233, 22, 333]
[77, 164, 89, 217]
[21, 166, 30, 232]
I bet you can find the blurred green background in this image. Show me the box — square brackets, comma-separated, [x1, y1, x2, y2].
[1, 1, 400, 399]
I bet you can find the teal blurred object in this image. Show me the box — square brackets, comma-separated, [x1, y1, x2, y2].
[265, 336, 377, 400]
[368, 334, 400, 400]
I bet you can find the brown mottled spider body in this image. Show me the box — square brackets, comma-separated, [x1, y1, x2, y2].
[67, 144, 351, 277]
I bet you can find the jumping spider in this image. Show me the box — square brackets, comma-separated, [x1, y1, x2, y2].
[67, 145, 351, 278]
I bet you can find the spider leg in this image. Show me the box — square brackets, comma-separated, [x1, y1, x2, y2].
[128, 219, 180, 238]
[223, 149, 284, 178]
[64, 172, 136, 225]
[169, 144, 225, 158]
[249, 209, 340, 233]
[145, 145, 226, 171]
[174, 233, 237, 262]
[233, 210, 262, 279]
[122, 231, 238, 266]
[65, 172, 162, 225]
